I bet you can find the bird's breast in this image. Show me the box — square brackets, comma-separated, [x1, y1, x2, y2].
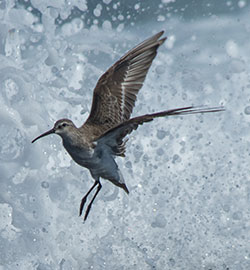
[62, 140, 95, 167]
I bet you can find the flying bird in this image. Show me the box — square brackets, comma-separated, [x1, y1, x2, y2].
[32, 31, 224, 221]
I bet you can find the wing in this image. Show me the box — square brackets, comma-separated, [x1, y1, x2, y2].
[94, 106, 225, 157]
[83, 31, 167, 136]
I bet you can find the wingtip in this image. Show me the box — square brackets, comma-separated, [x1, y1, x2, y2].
[154, 30, 167, 45]
[155, 30, 166, 40]
[159, 36, 167, 45]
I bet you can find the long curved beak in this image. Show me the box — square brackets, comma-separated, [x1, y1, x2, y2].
[32, 128, 55, 143]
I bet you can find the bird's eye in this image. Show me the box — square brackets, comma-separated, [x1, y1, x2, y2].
[62, 123, 67, 127]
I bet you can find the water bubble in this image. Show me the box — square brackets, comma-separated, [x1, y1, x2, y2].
[151, 214, 167, 228]
[156, 148, 164, 156]
[49, 182, 68, 202]
[232, 211, 242, 220]
[4, 79, 19, 101]
[41, 181, 49, 189]
[0, 124, 24, 161]
[168, 258, 175, 267]
[230, 59, 245, 73]
[118, 14, 124, 21]
[238, 0, 246, 8]
[103, 0, 112, 4]
[225, 40, 239, 58]
[157, 15, 165, 22]
[134, 4, 140, 10]
[172, 154, 181, 164]
[166, 35, 176, 49]
[102, 20, 112, 30]
[158, 243, 166, 251]
[244, 106, 250, 115]
[151, 187, 159, 194]
[157, 130, 167, 140]
[155, 65, 165, 75]
[94, 4, 102, 17]
[125, 161, 132, 168]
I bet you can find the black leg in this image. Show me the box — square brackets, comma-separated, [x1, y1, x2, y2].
[84, 182, 102, 221]
[79, 180, 99, 216]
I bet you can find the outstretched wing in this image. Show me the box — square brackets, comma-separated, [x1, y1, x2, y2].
[83, 31, 167, 136]
[94, 106, 225, 157]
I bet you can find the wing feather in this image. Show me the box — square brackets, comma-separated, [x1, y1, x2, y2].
[95, 106, 225, 156]
[82, 31, 167, 137]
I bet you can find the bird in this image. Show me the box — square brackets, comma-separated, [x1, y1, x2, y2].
[32, 31, 224, 221]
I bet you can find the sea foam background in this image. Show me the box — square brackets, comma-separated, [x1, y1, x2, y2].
[0, 0, 250, 269]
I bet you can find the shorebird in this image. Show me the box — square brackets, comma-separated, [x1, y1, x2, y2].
[32, 31, 224, 221]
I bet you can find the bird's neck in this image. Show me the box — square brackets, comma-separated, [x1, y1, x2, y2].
[60, 129, 90, 152]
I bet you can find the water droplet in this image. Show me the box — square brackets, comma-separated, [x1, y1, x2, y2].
[244, 106, 250, 115]
[41, 181, 49, 189]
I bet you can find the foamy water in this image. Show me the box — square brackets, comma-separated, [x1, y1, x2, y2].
[0, 1, 250, 269]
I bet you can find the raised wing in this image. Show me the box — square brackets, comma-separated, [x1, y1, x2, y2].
[95, 106, 225, 157]
[83, 31, 167, 136]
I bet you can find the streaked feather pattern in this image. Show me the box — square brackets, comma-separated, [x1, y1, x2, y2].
[83, 31, 167, 137]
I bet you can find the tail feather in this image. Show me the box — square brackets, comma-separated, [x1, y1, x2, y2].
[99, 106, 225, 139]
[96, 105, 225, 157]
[120, 183, 129, 194]
[108, 169, 129, 194]
[131, 106, 225, 124]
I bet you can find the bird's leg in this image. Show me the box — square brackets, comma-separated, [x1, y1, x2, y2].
[84, 182, 102, 221]
[79, 180, 99, 216]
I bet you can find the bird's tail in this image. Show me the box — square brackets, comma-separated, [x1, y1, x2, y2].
[97, 105, 225, 158]
[107, 169, 129, 194]
[131, 106, 225, 124]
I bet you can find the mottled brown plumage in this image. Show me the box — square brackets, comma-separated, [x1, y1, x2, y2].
[32, 31, 224, 221]
[83, 31, 166, 137]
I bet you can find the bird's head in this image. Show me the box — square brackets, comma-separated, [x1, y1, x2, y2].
[32, 119, 76, 143]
